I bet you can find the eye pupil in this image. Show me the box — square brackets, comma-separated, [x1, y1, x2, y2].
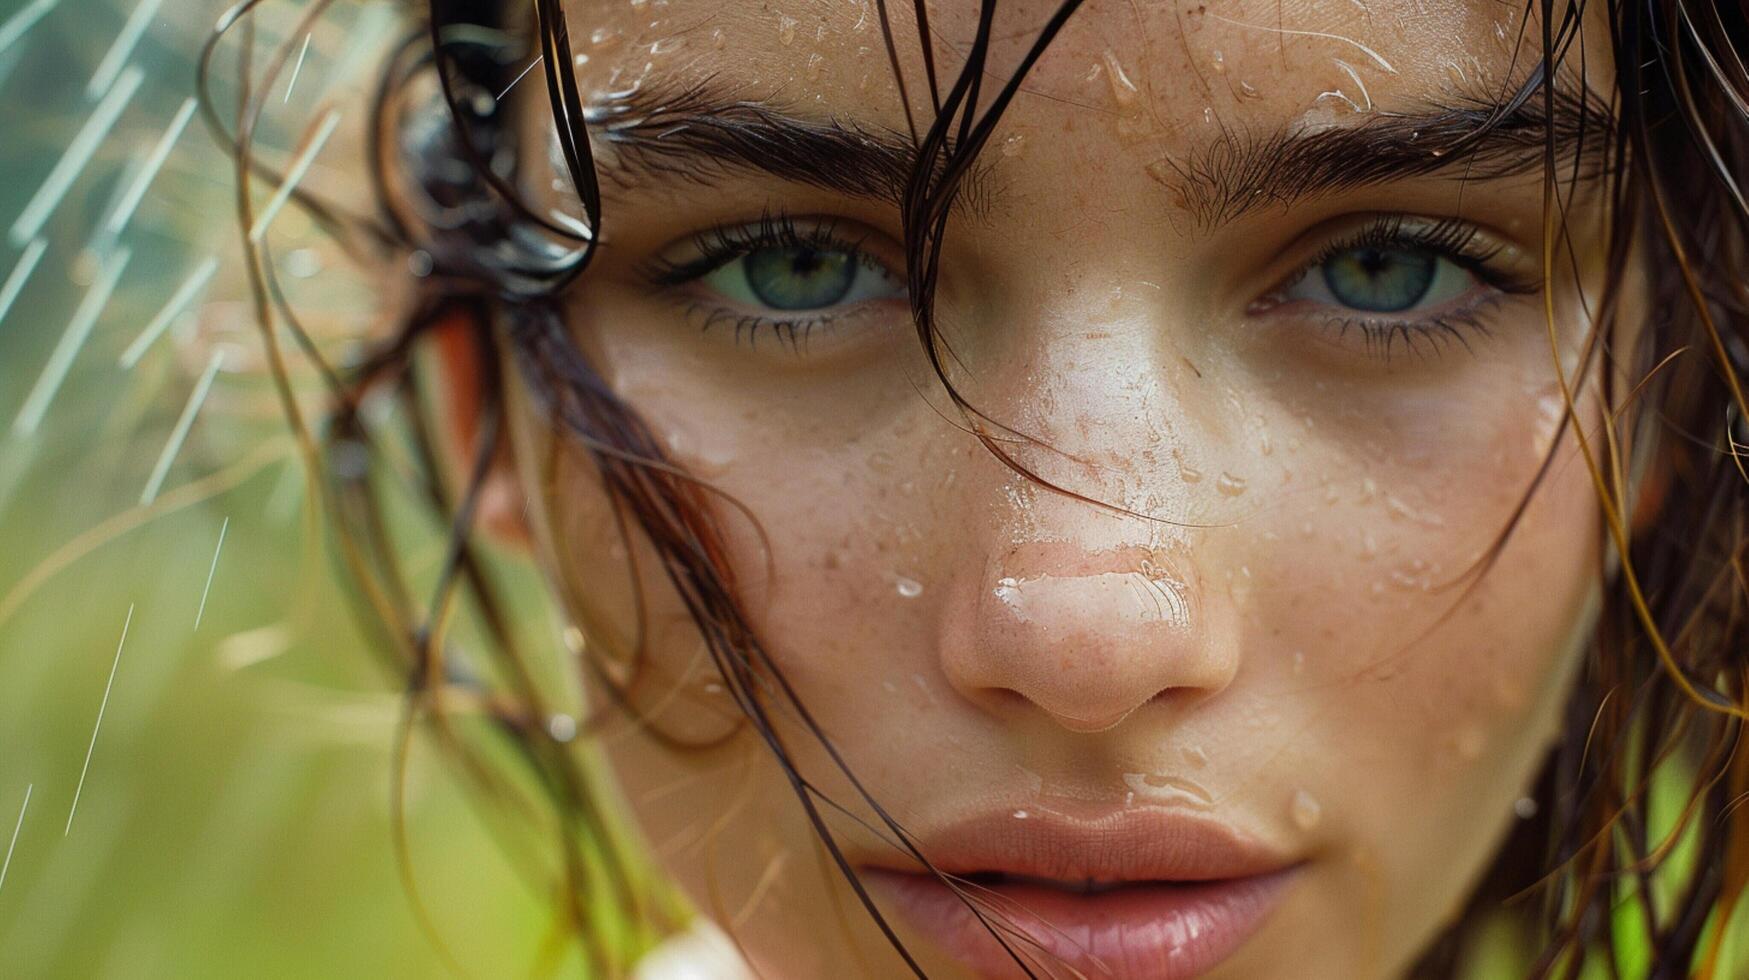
[1322, 246, 1437, 312]
[743, 246, 856, 310]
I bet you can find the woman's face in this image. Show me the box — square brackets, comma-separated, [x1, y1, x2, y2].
[497, 1, 1616, 976]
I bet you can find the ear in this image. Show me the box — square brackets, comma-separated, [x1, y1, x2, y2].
[429, 303, 533, 550]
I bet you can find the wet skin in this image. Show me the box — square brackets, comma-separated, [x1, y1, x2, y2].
[463, 1, 1627, 976]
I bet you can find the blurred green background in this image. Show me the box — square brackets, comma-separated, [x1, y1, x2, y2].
[0, 0, 560, 975]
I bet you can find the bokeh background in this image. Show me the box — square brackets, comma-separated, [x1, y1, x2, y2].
[0, 0, 561, 975]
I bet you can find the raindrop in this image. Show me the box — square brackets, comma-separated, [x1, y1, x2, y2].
[1122, 773, 1214, 808]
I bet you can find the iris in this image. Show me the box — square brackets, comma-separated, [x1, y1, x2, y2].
[741, 247, 857, 310]
[1320, 246, 1437, 312]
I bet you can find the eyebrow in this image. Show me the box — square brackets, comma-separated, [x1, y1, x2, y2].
[583, 81, 999, 214]
[580, 78, 1610, 229]
[1159, 83, 1613, 227]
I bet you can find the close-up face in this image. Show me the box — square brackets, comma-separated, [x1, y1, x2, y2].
[485, 0, 1617, 977]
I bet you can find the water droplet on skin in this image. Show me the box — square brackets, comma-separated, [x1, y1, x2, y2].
[590, 27, 622, 50]
[1291, 650, 1306, 675]
[1180, 745, 1209, 768]
[1215, 472, 1247, 496]
[649, 36, 683, 55]
[806, 52, 825, 79]
[777, 14, 798, 45]
[867, 450, 895, 473]
[1202, 106, 1214, 124]
[1210, 49, 1225, 73]
[564, 627, 586, 654]
[1122, 773, 1214, 808]
[1177, 458, 1204, 484]
[1012, 809, 1029, 820]
[896, 576, 923, 599]
[1237, 79, 1260, 99]
[573, 52, 590, 67]
[1099, 49, 1140, 106]
[1290, 789, 1323, 831]
[711, 28, 726, 49]
[1001, 130, 1029, 157]
[1513, 797, 1538, 819]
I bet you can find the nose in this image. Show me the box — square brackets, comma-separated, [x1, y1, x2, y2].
[942, 541, 1238, 733]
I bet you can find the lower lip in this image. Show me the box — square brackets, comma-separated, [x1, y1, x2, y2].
[864, 866, 1297, 979]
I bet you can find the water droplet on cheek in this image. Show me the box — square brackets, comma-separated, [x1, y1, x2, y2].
[1210, 49, 1225, 73]
[895, 576, 923, 599]
[1012, 809, 1029, 820]
[1001, 129, 1029, 158]
[1289, 789, 1322, 831]
[1215, 472, 1247, 496]
[777, 14, 798, 45]
[1122, 773, 1214, 808]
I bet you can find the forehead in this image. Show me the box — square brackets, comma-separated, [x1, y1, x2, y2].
[561, 0, 1548, 128]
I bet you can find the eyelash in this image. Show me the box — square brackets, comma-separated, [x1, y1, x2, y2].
[1280, 215, 1541, 360]
[646, 211, 890, 349]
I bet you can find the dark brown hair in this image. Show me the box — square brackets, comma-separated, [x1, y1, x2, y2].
[208, 0, 1749, 975]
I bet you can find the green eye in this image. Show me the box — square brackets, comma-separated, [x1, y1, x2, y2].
[1321, 247, 1436, 312]
[698, 242, 904, 313]
[1284, 242, 1476, 315]
[740, 247, 856, 310]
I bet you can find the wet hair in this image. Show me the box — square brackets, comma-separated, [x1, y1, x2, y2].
[208, 0, 1749, 975]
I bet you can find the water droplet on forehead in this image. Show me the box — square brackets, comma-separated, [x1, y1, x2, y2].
[1101, 49, 1140, 107]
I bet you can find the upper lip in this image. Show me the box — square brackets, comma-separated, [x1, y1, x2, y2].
[859, 803, 1296, 885]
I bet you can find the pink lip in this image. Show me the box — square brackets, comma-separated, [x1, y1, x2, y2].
[860, 807, 1300, 978]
